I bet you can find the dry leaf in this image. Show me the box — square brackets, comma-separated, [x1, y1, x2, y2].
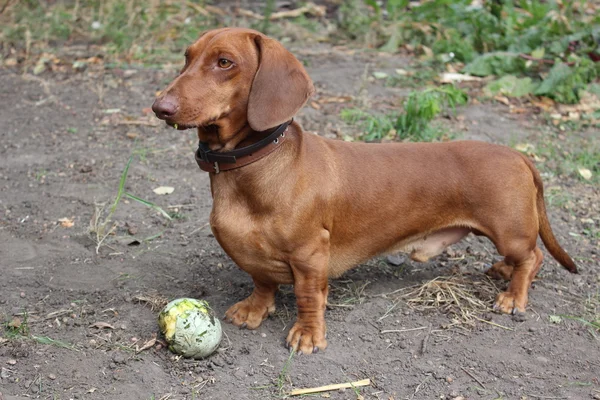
[153, 186, 174, 195]
[493, 95, 510, 106]
[439, 73, 482, 83]
[578, 168, 592, 180]
[531, 96, 555, 112]
[8, 317, 21, 329]
[89, 322, 115, 330]
[136, 334, 157, 353]
[318, 96, 352, 104]
[515, 143, 535, 153]
[58, 217, 74, 228]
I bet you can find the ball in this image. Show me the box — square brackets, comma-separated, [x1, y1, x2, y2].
[158, 298, 222, 359]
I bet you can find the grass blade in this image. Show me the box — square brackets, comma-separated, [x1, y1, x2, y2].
[110, 155, 133, 215]
[125, 192, 172, 221]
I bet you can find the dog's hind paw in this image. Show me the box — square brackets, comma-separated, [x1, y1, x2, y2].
[493, 291, 526, 314]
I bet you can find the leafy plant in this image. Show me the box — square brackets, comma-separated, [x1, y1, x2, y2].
[342, 85, 467, 141]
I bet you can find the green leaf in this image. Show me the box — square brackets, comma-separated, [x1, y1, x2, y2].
[531, 47, 545, 59]
[484, 75, 538, 97]
[464, 52, 524, 76]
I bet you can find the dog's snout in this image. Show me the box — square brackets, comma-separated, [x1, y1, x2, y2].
[152, 95, 179, 120]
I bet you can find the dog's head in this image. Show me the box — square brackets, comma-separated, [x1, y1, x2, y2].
[152, 28, 314, 150]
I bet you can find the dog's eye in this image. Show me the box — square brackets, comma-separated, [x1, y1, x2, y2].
[218, 58, 233, 69]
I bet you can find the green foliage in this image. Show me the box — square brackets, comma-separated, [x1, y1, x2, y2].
[534, 59, 600, 104]
[341, 85, 467, 141]
[397, 85, 468, 137]
[347, 0, 600, 105]
[484, 75, 538, 98]
[0, 1, 220, 63]
[464, 52, 525, 76]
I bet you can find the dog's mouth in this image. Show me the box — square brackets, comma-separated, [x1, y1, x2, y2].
[165, 120, 198, 131]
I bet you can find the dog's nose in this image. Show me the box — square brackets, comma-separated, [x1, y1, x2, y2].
[152, 95, 179, 120]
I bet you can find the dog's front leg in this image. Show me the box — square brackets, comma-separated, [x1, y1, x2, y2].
[225, 279, 278, 329]
[286, 232, 330, 355]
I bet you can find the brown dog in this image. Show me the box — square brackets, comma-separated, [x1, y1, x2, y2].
[152, 28, 577, 355]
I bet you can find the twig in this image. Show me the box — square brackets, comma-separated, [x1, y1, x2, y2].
[289, 378, 370, 396]
[190, 222, 210, 235]
[527, 395, 567, 399]
[237, 2, 325, 21]
[381, 326, 428, 334]
[472, 315, 514, 331]
[419, 324, 432, 355]
[461, 367, 486, 389]
[518, 53, 575, 66]
[410, 375, 430, 398]
[0, 0, 15, 14]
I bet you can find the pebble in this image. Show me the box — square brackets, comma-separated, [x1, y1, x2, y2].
[1, 367, 10, 379]
[6, 359, 16, 365]
[48, 374, 56, 380]
[112, 353, 126, 364]
[20, 292, 25, 298]
[528, 326, 537, 332]
[536, 356, 549, 363]
[446, 376, 453, 383]
[260, 333, 266, 338]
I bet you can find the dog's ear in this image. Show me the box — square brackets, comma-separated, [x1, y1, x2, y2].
[248, 35, 315, 131]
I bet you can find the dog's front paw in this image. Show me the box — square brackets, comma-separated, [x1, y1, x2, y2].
[286, 321, 327, 355]
[493, 291, 527, 315]
[225, 297, 274, 329]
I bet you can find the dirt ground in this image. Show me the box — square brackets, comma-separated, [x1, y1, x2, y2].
[1, 38, 599, 400]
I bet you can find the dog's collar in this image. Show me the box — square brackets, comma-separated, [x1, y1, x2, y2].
[195, 120, 292, 173]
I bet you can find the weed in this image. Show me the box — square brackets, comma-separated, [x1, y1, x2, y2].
[89, 155, 171, 253]
[536, 138, 600, 183]
[1, 1, 220, 64]
[342, 0, 600, 105]
[276, 349, 295, 396]
[342, 85, 466, 141]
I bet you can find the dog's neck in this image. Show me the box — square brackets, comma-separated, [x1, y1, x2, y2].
[198, 113, 282, 152]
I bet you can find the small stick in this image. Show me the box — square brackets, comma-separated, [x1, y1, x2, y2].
[381, 326, 428, 334]
[472, 315, 514, 331]
[461, 367, 486, 389]
[289, 378, 370, 396]
[419, 324, 432, 355]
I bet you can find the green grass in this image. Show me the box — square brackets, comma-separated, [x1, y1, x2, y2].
[90, 155, 172, 253]
[534, 138, 600, 184]
[3, 311, 78, 350]
[342, 85, 467, 141]
[1, 0, 221, 64]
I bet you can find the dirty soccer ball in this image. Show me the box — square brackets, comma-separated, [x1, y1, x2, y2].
[158, 298, 222, 359]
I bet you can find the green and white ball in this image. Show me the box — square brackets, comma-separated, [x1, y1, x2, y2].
[158, 298, 222, 359]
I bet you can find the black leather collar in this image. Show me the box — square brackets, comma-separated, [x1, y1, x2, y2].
[195, 120, 292, 173]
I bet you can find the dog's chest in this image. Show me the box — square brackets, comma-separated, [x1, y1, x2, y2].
[209, 198, 295, 284]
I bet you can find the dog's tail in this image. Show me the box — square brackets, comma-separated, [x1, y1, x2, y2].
[520, 153, 577, 273]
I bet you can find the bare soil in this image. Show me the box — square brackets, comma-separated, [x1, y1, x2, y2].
[1, 41, 599, 400]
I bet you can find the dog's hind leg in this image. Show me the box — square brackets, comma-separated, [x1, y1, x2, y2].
[493, 246, 543, 314]
[486, 260, 514, 281]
